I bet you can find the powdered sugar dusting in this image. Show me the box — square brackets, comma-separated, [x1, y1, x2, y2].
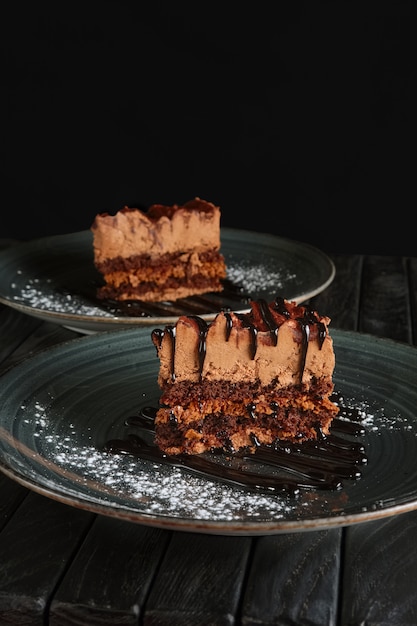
[12, 275, 113, 317]
[11, 261, 296, 321]
[226, 260, 296, 294]
[29, 411, 294, 521]
[53, 441, 295, 520]
[15, 392, 414, 525]
[336, 395, 413, 433]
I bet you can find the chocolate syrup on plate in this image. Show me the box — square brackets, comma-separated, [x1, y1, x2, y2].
[104, 396, 367, 497]
[89, 279, 251, 318]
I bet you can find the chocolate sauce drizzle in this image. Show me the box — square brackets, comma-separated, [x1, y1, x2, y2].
[104, 397, 368, 497]
[91, 279, 251, 318]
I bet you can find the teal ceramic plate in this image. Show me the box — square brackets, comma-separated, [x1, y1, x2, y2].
[0, 328, 417, 535]
[0, 229, 335, 333]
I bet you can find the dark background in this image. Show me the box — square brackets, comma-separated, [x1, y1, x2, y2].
[2, 2, 415, 255]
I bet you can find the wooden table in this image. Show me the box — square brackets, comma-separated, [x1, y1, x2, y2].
[1, 248, 417, 625]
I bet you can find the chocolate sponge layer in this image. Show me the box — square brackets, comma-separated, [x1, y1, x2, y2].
[155, 379, 338, 455]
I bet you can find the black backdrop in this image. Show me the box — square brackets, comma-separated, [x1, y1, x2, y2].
[2, 2, 415, 255]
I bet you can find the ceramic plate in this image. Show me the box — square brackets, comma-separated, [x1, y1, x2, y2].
[1, 328, 417, 535]
[0, 229, 335, 333]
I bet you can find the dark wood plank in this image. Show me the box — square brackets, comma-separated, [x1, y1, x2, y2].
[144, 532, 252, 625]
[0, 304, 43, 367]
[341, 254, 417, 624]
[359, 255, 410, 342]
[50, 517, 171, 625]
[310, 254, 363, 331]
[0, 474, 28, 533]
[0, 491, 95, 624]
[341, 511, 417, 625]
[241, 529, 341, 626]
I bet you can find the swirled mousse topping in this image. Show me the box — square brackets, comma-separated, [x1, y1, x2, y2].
[151, 297, 333, 388]
[91, 197, 222, 263]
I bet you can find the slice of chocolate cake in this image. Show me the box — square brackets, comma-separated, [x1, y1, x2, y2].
[91, 197, 227, 302]
[151, 297, 339, 456]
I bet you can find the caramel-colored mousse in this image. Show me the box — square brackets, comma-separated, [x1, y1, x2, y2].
[155, 301, 335, 388]
[91, 197, 222, 264]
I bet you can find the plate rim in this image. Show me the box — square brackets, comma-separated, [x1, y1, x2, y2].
[2, 456, 417, 536]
